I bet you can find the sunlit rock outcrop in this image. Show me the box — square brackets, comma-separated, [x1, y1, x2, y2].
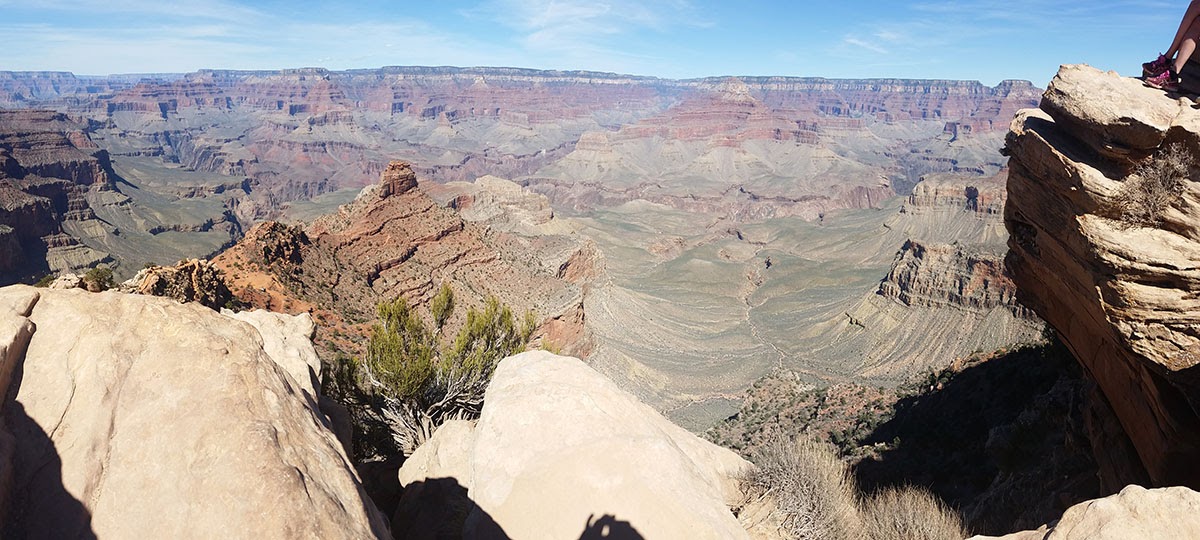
[394, 351, 754, 539]
[0, 286, 388, 538]
[1004, 64, 1200, 488]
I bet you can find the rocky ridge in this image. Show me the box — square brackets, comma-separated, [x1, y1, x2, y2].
[214, 161, 595, 357]
[120, 258, 233, 309]
[1004, 64, 1200, 489]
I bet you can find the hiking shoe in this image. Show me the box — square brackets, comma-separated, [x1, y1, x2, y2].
[1143, 53, 1171, 77]
[1145, 69, 1180, 91]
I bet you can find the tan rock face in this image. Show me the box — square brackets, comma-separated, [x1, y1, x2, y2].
[1004, 64, 1200, 487]
[222, 308, 322, 399]
[0, 285, 388, 538]
[395, 351, 753, 539]
[975, 485, 1200, 540]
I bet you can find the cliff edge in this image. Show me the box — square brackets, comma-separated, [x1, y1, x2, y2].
[1004, 64, 1200, 488]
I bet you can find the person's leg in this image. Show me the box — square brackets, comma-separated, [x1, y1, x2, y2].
[1175, 16, 1200, 73]
[1168, 0, 1200, 58]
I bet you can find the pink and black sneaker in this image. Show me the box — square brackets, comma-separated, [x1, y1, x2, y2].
[1143, 53, 1171, 77]
[1145, 68, 1180, 92]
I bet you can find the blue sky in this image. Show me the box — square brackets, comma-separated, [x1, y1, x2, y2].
[0, 0, 1183, 85]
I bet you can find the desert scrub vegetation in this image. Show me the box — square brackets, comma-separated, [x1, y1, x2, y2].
[83, 266, 114, 292]
[1114, 142, 1193, 227]
[363, 284, 535, 454]
[741, 437, 964, 540]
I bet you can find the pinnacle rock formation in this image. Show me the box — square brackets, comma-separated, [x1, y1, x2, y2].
[379, 160, 418, 198]
[0, 285, 388, 538]
[1004, 64, 1200, 488]
[394, 351, 754, 539]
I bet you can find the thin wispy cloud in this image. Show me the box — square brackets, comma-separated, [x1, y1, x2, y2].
[466, 0, 710, 73]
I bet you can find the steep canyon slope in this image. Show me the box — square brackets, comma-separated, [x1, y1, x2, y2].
[581, 170, 1042, 428]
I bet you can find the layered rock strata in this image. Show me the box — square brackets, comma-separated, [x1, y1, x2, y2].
[906, 171, 1007, 216]
[0, 285, 388, 538]
[1004, 64, 1200, 487]
[878, 239, 1031, 317]
[214, 161, 594, 356]
[394, 351, 753, 539]
[3, 67, 1039, 221]
[0, 110, 114, 281]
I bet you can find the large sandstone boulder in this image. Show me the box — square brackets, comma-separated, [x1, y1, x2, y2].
[975, 484, 1200, 540]
[1004, 64, 1200, 489]
[222, 308, 322, 398]
[395, 351, 753, 539]
[0, 285, 388, 539]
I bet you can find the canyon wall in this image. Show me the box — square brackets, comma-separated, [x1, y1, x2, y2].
[1, 67, 1038, 222]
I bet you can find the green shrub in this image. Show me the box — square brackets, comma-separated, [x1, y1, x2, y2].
[33, 274, 55, 288]
[365, 294, 535, 454]
[430, 283, 454, 332]
[83, 266, 114, 292]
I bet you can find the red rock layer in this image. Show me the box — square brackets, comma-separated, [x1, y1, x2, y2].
[214, 161, 593, 356]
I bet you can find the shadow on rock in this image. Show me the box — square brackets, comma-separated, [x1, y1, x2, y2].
[2, 399, 97, 539]
[579, 514, 644, 540]
[392, 476, 509, 540]
[852, 341, 1115, 535]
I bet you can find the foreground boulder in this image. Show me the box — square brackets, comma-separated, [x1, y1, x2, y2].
[0, 285, 388, 538]
[975, 485, 1200, 540]
[1004, 64, 1200, 488]
[395, 351, 752, 539]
